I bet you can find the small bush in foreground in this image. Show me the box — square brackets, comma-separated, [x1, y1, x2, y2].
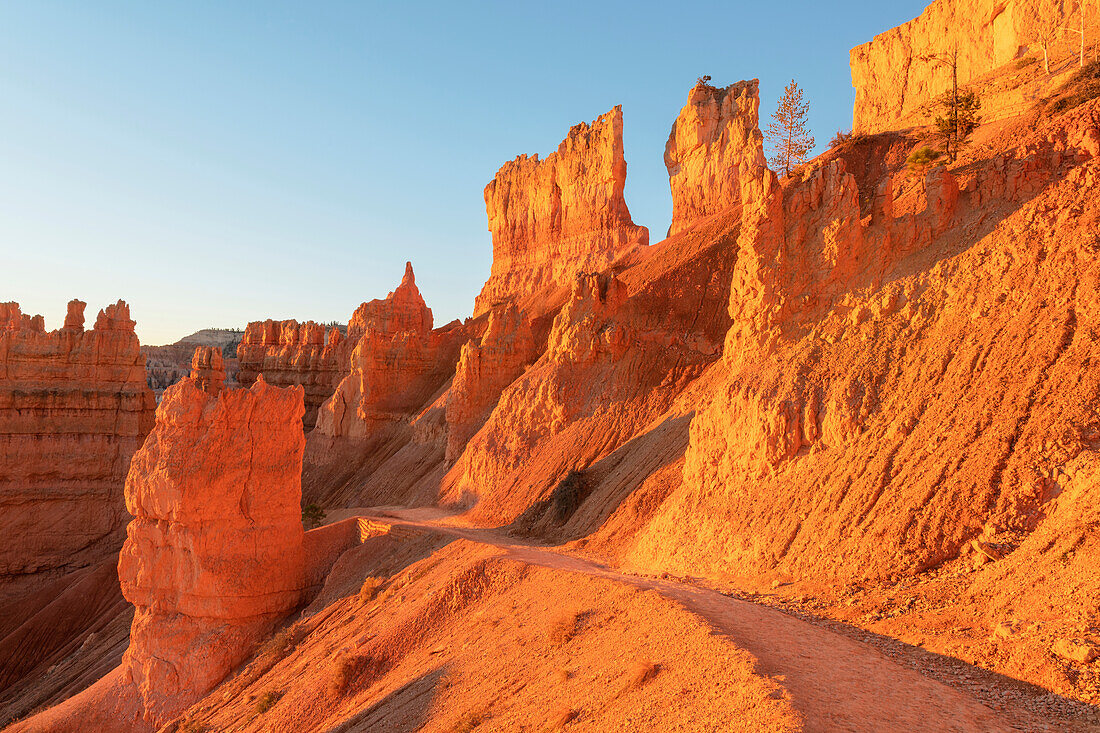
[255, 690, 283, 715]
[302, 503, 326, 529]
[359, 576, 385, 603]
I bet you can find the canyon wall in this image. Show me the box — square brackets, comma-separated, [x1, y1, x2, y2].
[117, 372, 307, 728]
[850, 0, 1074, 133]
[236, 319, 344, 429]
[304, 265, 469, 506]
[236, 262, 433, 430]
[665, 79, 767, 237]
[0, 299, 154, 596]
[473, 106, 649, 317]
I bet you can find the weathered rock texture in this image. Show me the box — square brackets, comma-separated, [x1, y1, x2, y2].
[444, 304, 536, 462]
[305, 282, 468, 507]
[142, 329, 241, 397]
[116, 374, 307, 727]
[665, 79, 766, 237]
[0, 300, 154, 596]
[850, 0, 1073, 133]
[236, 263, 432, 430]
[189, 346, 226, 396]
[236, 320, 345, 429]
[473, 106, 649, 317]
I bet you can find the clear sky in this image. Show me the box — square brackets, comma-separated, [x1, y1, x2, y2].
[0, 1, 927, 345]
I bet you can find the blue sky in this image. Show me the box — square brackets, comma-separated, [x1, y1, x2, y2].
[0, 1, 926, 345]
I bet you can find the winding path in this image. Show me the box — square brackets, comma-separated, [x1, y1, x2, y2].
[341, 507, 1065, 733]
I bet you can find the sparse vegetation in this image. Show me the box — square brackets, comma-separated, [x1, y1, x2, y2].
[765, 79, 816, 176]
[920, 46, 981, 161]
[178, 720, 208, 733]
[448, 710, 487, 732]
[830, 129, 853, 148]
[549, 610, 584, 645]
[1018, 0, 1062, 73]
[254, 690, 283, 714]
[302, 503, 326, 530]
[552, 707, 575, 728]
[258, 624, 303, 659]
[551, 469, 589, 522]
[932, 89, 981, 162]
[906, 147, 943, 179]
[1042, 59, 1100, 115]
[359, 576, 386, 603]
[1014, 55, 1040, 70]
[329, 653, 361, 695]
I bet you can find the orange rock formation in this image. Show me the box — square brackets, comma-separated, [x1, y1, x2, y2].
[236, 319, 344, 429]
[665, 79, 767, 237]
[0, 299, 154, 595]
[473, 106, 648, 317]
[115, 373, 307, 727]
[444, 304, 536, 462]
[189, 346, 226, 396]
[236, 262, 433, 430]
[850, 0, 1073, 132]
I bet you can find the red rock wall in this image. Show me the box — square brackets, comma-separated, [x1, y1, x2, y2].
[632, 98, 1100, 587]
[444, 304, 536, 463]
[664, 79, 768, 237]
[849, 0, 1073, 133]
[0, 299, 154, 595]
[237, 262, 434, 430]
[236, 319, 345, 430]
[117, 374, 307, 727]
[474, 106, 649, 317]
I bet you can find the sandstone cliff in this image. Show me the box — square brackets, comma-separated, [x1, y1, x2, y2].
[236, 262, 433, 430]
[665, 79, 767, 237]
[850, 0, 1075, 133]
[303, 263, 469, 506]
[473, 106, 649, 317]
[444, 304, 536, 463]
[236, 319, 345, 429]
[0, 299, 154, 596]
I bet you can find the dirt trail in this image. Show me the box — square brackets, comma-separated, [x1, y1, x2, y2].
[334, 507, 1058, 733]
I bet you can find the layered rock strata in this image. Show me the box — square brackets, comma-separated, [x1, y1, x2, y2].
[237, 262, 433, 430]
[116, 373, 307, 727]
[236, 319, 344, 429]
[665, 79, 767, 237]
[0, 299, 154, 594]
[473, 106, 649, 316]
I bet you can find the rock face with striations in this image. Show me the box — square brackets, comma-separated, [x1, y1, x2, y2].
[473, 106, 649, 317]
[314, 267, 464, 441]
[850, 0, 1072, 133]
[236, 319, 345, 430]
[665, 79, 767, 237]
[116, 372, 307, 727]
[444, 303, 536, 463]
[0, 299, 154, 596]
[237, 262, 434, 431]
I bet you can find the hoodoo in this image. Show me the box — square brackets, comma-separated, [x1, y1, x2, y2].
[14, 369, 310, 730]
[474, 106, 649, 317]
[665, 79, 768, 237]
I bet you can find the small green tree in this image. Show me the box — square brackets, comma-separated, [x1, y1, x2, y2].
[932, 89, 981, 162]
[906, 147, 943, 181]
[765, 79, 816, 176]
